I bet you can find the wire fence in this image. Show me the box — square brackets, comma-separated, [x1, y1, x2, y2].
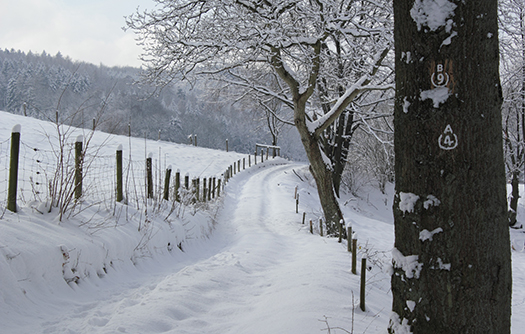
[0, 133, 217, 216]
[0, 125, 280, 218]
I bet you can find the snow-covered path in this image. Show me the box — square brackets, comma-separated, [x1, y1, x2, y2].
[27, 162, 377, 334]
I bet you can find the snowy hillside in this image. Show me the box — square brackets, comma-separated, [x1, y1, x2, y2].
[0, 111, 524, 333]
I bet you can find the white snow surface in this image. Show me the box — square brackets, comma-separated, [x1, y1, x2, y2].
[0, 111, 524, 333]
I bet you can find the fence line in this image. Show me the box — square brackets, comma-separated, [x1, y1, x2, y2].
[0, 127, 280, 216]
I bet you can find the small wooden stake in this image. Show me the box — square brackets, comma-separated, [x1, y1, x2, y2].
[146, 155, 153, 198]
[320, 218, 323, 237]
[7, 125, 20, 212]
[310, 220, 313, 234]
[202, 178, 207, 202]
[360, 258, 366, 311]
[74, 137, 83, 201]
[352, 239, 357, 275]
[338, 219, 343, 243]
[116, 147, 123, 203]
[208, 177, 212, 201]
[175, 171, 180, 202]
[347, 226, 352, 252]
[302, 212, 306, 225]
[163, 167, 172, 201]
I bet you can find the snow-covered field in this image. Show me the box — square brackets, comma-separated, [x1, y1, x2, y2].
[0, 111, 524, 333]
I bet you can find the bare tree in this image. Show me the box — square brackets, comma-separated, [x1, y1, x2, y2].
[500, 0, 525, 227]
[126, 0, 393, 233]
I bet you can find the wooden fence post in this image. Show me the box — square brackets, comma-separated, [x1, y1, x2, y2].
[238, 160, 241, 172]
[310, 220, 313, 234]
[352, 239, 357, 275]
[338, 219, 343, 243]
[360, 258, 367, 311]
[185, 174, 189, 189]
[192, 178, 198, 202]
[243, 158, 245, 170]
[175, 171, 180, 202]
[261, 149, 264, 162]
[116, 145, 123, 203]
[226, 139, 228, 152]
[7, 125, 21, 212]
[194, 178, 200, 201]
[203, 178, 207, 202]
[217, 178, 222, 197]
[146, 154, 153, 199]
[74, 135, 83, 201]
[320, 218, 323, 237]
[163, 166, 172, 201]
[296, 193, 299, 213]
[208, 177, 212, 201]
[249, 154, 251, 167]
[302, 212, 306, 225]
[212, 177, 216, 198]
[347, 226, 352, 252]
[255, 151, 257, 164]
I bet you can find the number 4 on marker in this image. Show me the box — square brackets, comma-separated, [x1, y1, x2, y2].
[438, 124, 458, 150]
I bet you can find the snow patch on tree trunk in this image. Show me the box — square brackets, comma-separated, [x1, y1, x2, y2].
[390, 312, 413, 334]
[398, 192, 420, 214]
[419, 227, 443, 241]
[410, 0, 457, 32]
[420, 87, 450, 108]
[392, 248, 423, 279]
[423, 194, 440, 209]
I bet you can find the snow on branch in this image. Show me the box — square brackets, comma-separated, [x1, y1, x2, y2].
[307, 47, 392, 137]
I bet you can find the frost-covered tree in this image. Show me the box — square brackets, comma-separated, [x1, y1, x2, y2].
[390, 0, 511, 333]
[126, 0, 393, 233]
[500, 0, 525, 227]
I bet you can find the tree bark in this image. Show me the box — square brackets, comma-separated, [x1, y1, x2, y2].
[294, 97, 344, 235]
[390, 0, 512, 333]
[509, 170, 519, 227]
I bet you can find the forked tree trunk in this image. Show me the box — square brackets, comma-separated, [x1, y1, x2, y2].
[509, 170, 519, 227]
[295, 100, 343, 235]
[390, 0, 511, 333]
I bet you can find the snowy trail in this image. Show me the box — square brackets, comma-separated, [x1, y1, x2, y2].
[32, 162, 366, 334]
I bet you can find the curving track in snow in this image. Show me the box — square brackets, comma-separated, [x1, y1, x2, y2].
[23, 161, 392, 334]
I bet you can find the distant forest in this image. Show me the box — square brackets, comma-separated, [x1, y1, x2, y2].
[0, 49, 303, 158]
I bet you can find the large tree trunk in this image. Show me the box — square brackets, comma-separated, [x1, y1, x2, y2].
[390, 0, 511, 333]
[294, 100, 343, 235]
[509, 170, 519, 227]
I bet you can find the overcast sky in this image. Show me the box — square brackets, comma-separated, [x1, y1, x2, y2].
[0, 0, 155, 67]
